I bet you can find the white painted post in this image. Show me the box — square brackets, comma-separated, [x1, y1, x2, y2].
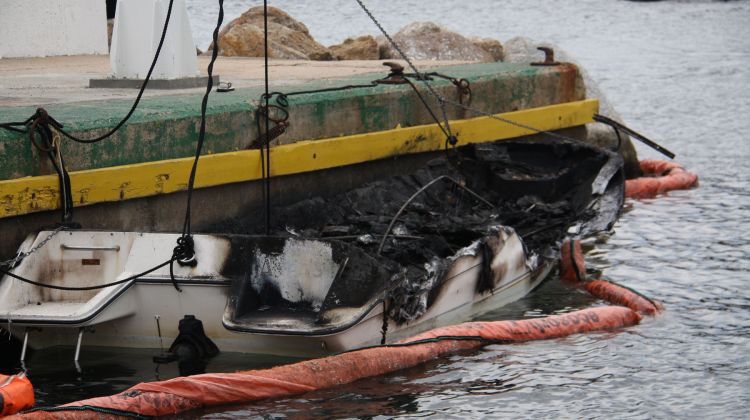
[0, 0, 108, 58]
[110, 0, 198, 80]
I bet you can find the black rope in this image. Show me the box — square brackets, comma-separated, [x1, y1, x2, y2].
[380, 298, 389, 345]
[421, 72, 473, 104]
[169, 235, 197, 292]
[22, 405, 151, 419]
[180, 0, 223, 238]
[593, 114, 675, 159]
[263, 91, 290, 106]
[263, 0, 272, 236]
[595, 278, 661, 309]
[0, 119, 31, 133]
[612, 125, 623, 152]
[341, 335, 514, 356]
[517, 220, 566, 239]
[284, 82, 380, 96]
[0, 0, 177, 144]
[46, 148, 74, 223]
[169, 0, 225, 291]
[253, 98, 288, 220]
[23, 111, 75, 223]
[0, 259, 173, 291]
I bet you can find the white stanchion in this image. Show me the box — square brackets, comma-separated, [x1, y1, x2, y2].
[110, 0, 198, 80]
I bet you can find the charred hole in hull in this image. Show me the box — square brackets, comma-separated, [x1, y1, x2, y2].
[223, 237, 394, 333]
[219, 139, 624, 331]
[477, 239, 495, 294]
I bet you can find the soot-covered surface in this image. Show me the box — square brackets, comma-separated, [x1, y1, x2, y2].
[249, 139, 620, 263]
[219, 139, 623, 326]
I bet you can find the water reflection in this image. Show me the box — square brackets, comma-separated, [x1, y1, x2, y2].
[6, 346, 300, 407]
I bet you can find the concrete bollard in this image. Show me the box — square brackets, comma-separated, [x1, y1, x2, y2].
[110, 0, 198, 80]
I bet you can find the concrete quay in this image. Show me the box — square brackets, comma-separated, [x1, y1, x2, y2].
[0, 54, 622, 259]
[0, 55, 584, 178]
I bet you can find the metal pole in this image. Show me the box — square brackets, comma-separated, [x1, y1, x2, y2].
[263, 0, 271, 235]
[20, 328, 28, 362]
[155, 315, 165, 353]
[74, 327, 84, 361]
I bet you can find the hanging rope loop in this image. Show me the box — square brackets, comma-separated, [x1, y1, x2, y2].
[256, 102, 289, 126]
[168, 234, 197, 292]
[173, 235, 197, 267]
[27, 108, 58, 153]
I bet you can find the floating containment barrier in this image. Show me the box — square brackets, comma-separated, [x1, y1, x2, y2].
[626, 159, 699, 199]
[584, 280, 663, 316]
[559, 239, 663, 316]
[1, 373, 34, 416]
[560, 239, 586, 283]
[17, 307, 641, 419]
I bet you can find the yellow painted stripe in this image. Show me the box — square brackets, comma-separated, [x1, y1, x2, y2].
[0, 99, 598, 219]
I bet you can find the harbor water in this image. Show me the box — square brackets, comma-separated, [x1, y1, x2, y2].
[9, 0, 750, 417]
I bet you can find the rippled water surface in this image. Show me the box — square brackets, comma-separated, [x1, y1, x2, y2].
[14, 0, 750, 418]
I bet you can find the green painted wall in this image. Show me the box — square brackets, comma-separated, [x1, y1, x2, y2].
[0, 63, 583, 180]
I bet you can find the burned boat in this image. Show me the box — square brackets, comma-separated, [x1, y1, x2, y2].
[0, 138, 623, 359]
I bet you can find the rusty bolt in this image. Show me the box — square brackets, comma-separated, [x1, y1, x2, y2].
[378, 61, 408, 84]
[382, 61, 405, 75]
[531, 47, 560, 66]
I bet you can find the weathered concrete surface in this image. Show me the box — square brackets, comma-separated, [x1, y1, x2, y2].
[0, 55, 469, 108]
[0, 56, 584, 180]
[89, 75, 218, 89]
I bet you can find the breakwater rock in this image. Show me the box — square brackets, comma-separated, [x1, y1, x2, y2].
[211, 6, 505, 62]
[211, 6, 332, 60]
[377, 22, 499, 62]
[329, 35, 379, 60]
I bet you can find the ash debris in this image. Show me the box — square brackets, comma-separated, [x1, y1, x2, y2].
[219, 139, 620, 323]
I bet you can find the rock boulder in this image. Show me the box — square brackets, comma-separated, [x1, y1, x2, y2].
[329, 36, 379, 60]
[470, 37, 504, 61]
[503, 36, 551, 64]
[212, 6, 332, 60]
[378, 22, 495, 62]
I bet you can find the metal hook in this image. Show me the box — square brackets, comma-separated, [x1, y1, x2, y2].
[531, 47, 560, 66]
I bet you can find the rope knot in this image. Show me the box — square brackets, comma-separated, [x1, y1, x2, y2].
[32, 108, 49, 124]
[173, 235, 197, 267]
[168, 235, 197, 292]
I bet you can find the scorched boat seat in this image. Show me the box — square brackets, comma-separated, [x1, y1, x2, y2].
[222, 237, 392, 335]
[0, 231, 137, 325]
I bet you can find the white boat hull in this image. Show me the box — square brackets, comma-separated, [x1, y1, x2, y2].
[0, 230, 551, 358]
